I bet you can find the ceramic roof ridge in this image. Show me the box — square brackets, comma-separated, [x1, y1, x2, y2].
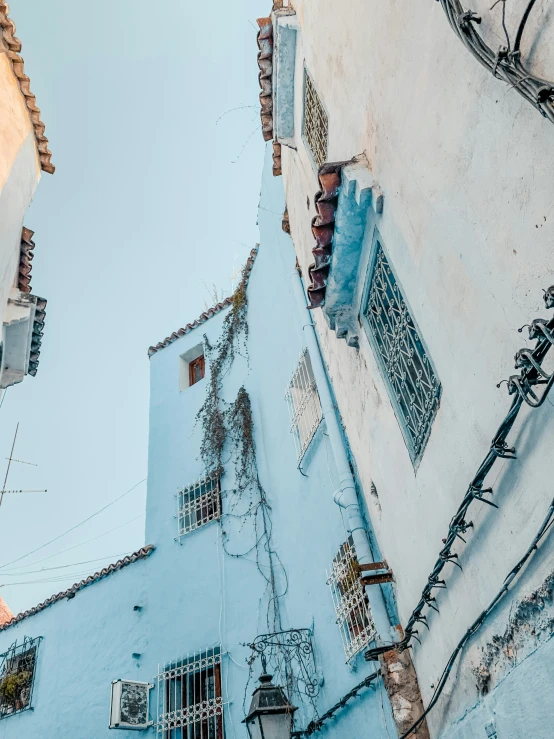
[148, 246, 259, 357]
[0, 545, 155, 632]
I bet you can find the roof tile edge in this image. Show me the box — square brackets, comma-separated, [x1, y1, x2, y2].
[0, 545, 155, 632]
[0, 2, 54, 174]
[148, 246, 259, 358]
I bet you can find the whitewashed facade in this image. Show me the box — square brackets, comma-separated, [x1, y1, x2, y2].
[0, 6, 53, 391]
[263, 1, 554, 737]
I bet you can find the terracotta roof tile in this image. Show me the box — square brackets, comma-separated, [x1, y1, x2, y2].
[28, 295, 46, 377]
[18, 227, 34, 294]
[0, 3, 54, 174]
[256, 17, 273, 142]
[256, 16, 282, 177]
[0, 545, 155, 632]
[307, 163, 344, 309]
[148, 247, 258, 357]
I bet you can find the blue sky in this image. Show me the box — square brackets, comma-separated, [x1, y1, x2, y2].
[0, 0, 267, 612]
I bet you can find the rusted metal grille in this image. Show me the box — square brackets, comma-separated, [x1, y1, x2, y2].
[327, 538, 375, 663]
[156, 646, 224, 739]
[177, 475, 221, 538]
[303, 70, 328, 169]
[363, 241, 441, 462]
[0, 637, 39, 719]
[285, 350, 323, 464]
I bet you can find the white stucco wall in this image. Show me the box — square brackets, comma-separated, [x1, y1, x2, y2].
[0, 50, 41, 326]
[277, 1, 554, 735]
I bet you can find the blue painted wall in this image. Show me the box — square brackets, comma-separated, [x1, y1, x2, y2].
[0, 144, 396, 738]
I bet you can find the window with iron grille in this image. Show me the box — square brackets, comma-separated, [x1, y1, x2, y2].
[0, 637, 40, 719]
[156, 646, 224, 739]
[285, 350, 323, 464]
[303, 69, 328, 169]
[327, 538, 375, 662]
[177, 475, 221, 537]
[362, 237, 441, 463]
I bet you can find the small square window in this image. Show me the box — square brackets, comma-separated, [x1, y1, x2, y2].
[189, 355, 205, 387]
[177, 474, 221, 537]
[0, 637, 40, 719]
[303, 69, 328, 169]
[179, 343, 206, 391]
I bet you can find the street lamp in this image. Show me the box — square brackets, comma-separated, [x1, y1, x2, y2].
[243, 658, 298, 739]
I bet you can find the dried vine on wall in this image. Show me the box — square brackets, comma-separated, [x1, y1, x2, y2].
[195, 253, 300, 711]
[196, 262, 250, 477]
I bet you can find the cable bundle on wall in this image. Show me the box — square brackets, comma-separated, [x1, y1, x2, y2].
[439, 0, 554, 124]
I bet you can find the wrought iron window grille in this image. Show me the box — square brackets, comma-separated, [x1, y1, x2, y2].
[247, 628, 321, 708]
[156, 646, 224, 739]
[327, 537, 376, 663]
[302, 69, 329, 169]
[176, 474, 222, 538]
[285, 350, 323, 465]
[362, 237, 441, 464]
[0, 636, 40, 719]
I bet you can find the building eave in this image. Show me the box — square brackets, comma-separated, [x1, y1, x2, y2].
[0, 2, 54, 174]
[0, 545, 155, 632]
[148, 246, 259, 358]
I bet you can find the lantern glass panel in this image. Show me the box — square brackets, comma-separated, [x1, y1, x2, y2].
[247, 712, 293, 739]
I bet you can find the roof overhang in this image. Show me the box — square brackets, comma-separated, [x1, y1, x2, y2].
[0, 3, 54, 174]
[0, 288, 46, 388]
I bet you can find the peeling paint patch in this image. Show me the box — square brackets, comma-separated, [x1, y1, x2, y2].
[474, 570, 554, 695]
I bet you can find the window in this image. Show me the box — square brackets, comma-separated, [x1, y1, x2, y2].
[157, 646, 223, 739]
[362, 238, 441, 463]
[0, 637, 40, 719]
[327, 537, 375, 662]
[177, 475, 221, 537]
[285, 350, 323, 464]
[189, 355, 205, 387]
[303, 69, 328, 169]
[179, 344, 206, 391]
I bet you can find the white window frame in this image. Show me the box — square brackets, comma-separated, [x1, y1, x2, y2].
[285, 349, 323, 464]
[156, 646, 224, 738]
[302, 67, 328, 170]
[327, 537, 376, 663]
[179, 343, 205, 392]
[176, 474, 221, 538]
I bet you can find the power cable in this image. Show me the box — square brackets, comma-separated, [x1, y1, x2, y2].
[0, 478, 146, 570]
[399, 495, 554, 738]
[391, 291, 554, 653]
[0, 552, 133, 576]
[438, 0, 554, 124]
[1, 515, 144, 571]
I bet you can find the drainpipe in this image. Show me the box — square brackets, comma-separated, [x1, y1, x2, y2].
[291, 268, 393, 644]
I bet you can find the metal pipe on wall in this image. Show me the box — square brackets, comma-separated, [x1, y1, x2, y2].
[291, 267, 393, 644]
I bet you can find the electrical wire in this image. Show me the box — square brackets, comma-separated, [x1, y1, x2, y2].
[438, 0, 554, 124]
[0, 478, 146, 570]
[399, 494, 554, 738]
[0, 515, 144, 572]
[398, 298, 554, 651]
[0, 552, 133, 576]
